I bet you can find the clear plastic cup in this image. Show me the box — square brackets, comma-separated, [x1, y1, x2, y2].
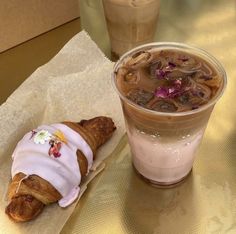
[112, 42, 227, 186]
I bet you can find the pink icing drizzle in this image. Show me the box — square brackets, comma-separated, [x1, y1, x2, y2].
[11, 123, 93, 207]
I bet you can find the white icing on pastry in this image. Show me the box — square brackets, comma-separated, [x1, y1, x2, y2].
[11, 123, 93, 207]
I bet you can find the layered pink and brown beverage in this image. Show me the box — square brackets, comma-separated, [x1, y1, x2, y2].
[113, 43, 226, 186]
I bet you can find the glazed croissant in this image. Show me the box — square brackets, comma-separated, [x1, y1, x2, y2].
[5, 116, 116, 222]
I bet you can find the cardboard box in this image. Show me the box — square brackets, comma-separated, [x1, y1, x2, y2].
[0, 0, 80, 52]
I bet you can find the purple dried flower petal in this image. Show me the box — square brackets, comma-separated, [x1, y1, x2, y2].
[168, 89, 183, 98]
[168, 87, 176, 94]
[155, 69, 166, 79]
[155, 87, 169, 98]
[155, 77, 190, 99]
[155, 85, 183, 99]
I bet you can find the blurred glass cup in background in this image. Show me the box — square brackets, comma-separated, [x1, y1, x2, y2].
[102, 0, 160, 60]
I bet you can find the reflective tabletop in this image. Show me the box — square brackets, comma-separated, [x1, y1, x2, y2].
[62, 0, 236, 233]
[0, 0, 235, 233]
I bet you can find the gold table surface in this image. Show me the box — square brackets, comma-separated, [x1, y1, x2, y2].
[62, 1, 236, 233]
[0, 0, 235, 233]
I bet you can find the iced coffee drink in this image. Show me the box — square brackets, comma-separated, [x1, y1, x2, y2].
[102, 0, 160, 60]
[113, 43, 226, 186]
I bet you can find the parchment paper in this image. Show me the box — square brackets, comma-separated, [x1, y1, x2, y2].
[0, 31, 125, 234]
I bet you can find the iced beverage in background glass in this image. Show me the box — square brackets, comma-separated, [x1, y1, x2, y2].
[112, 42, 226, 186]
[102, 0, 160, 60]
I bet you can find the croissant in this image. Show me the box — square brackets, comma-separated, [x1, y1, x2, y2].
[5, 116, 116, 222]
